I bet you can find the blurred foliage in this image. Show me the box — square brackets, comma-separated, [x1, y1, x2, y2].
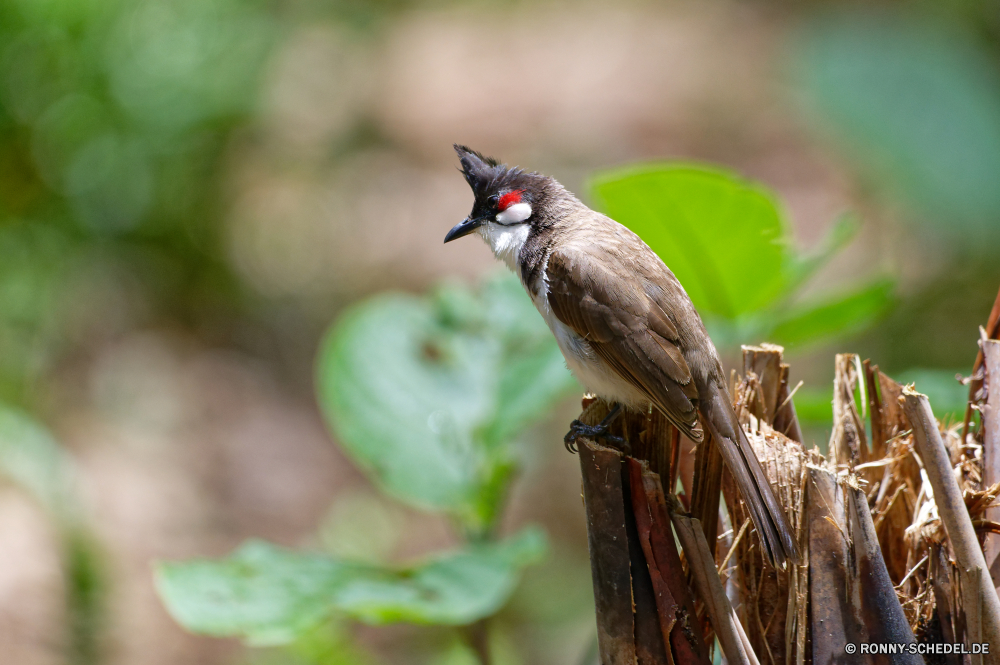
[793, 12, 1000, 237]
[0, 0, 277, 405]
[895, 367, 969, 420]
[0, 400, 75, 515]
[1, 1, 994, 663]
[158, 272, 572, 660]
[319, 490, 407, 564]
[156, 528, 546, 646]
[590, 164, 896, 351]
[0, 403, 106, 664]
[789, 9, 1000, 428]
[317, 274, 579, 535]
[284, 622, 377, 665]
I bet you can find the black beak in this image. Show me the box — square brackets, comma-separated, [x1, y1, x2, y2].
[444, 215, 489, 243]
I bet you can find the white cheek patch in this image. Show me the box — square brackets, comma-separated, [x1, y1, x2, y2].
[496, 202, 532, 224]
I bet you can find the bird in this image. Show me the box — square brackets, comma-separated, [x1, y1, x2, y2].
[444, 145, 798, 568]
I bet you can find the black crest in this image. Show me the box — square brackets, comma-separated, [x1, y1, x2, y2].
[454, 144, 502, 197]
[453, 144, 547, 204]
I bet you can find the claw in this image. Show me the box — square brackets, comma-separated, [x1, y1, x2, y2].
[563, 420, 582, 453]
[562, 417, 627, 454]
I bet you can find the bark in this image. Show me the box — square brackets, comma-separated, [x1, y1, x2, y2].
[579, 439, 637, 665]
[632, 461, 711, 665]
[576, 400, 711, 665]
[807, 468, 920, 665]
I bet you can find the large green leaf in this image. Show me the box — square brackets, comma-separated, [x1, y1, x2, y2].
[316, 273, 578, 530]
[590, 165, 789, 319]
[155, 528, 547, 646]
[793, 14, 1000, 230]
[769, 278, 895, 348]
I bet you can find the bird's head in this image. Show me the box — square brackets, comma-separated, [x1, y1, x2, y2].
[444, 145, 552, 244]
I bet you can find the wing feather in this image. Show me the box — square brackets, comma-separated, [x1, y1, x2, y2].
[546, 249, 701, 439]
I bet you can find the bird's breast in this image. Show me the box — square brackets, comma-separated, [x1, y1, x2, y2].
[529, 271, 650, 411]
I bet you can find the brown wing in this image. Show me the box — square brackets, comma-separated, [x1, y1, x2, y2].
[545, 248, 702, 440]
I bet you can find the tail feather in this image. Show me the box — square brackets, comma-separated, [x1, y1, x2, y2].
[700, 383, 799, 568]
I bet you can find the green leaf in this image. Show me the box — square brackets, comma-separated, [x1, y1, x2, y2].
[316, 273, 577, 531]
[792, 14, 1000, 230]
[590, 164, 790, 319]
[0, 403, 75, 518]
[155, 528, 548, 646]
[333, 527, 546, 625]
[157, 540, 362, 646]
[288, 621, 376, 665]
[769, 278, 895, 348]
[484, 339, 574, 447]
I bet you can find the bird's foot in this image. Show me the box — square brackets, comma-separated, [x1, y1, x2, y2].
[563, 419, 627, 454]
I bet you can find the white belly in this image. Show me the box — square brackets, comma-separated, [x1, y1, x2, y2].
[532, 280, 651, 411]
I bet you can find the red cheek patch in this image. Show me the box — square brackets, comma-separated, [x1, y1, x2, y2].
[497, 190, 523, 211]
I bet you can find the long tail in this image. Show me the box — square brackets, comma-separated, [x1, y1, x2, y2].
[699, 381, 799, 568]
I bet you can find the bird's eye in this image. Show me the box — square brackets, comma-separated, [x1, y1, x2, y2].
[487, 194, 499, 207]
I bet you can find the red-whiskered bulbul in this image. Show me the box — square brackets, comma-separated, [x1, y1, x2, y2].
[444, 145, 798, 568]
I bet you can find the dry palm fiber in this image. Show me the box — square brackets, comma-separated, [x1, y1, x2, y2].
[570, 336, 1000, 665]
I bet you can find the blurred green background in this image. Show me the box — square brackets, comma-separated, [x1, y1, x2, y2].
[0, 0, 998, 663]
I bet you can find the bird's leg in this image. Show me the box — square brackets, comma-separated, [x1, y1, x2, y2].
[564, 403, 627, 453]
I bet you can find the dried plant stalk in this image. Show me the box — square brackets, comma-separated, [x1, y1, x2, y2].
[830, 354, 869, 468]
[722, 421, 809, 665]
[806, 467, 921, 663]
[576, 399, 712, 664]
[983, 339, 1000, 582]
[724, 345, 811, 665]
[672, 510, 759, 665]
[690, 432, 723, 561]
[743, 344, 784, 423]
[845, 480, 920, 654]
[863, 360, 886, 459]
[807, 467, 861, 660]
[634, 463, 712, 665]
[901, 388, 1000, 663]
[773, 362, 804, 444]
[963, 286, 1000, 442]
[578, 437, 637, 665]
[570, 323, 1000, 665]
[863, 370, 920, 587]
